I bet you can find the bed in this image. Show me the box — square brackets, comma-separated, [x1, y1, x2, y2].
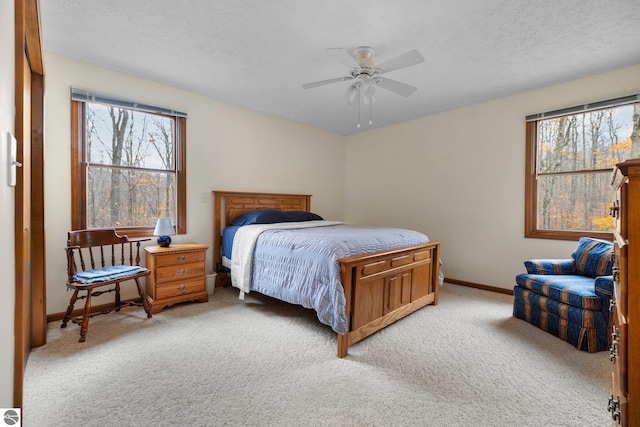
[212, 190, 441, 357]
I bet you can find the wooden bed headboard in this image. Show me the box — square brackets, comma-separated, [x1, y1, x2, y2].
[212, 191, 312, 273]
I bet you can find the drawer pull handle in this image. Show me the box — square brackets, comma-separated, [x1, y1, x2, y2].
[609, 339, 619, 362]
[177, 285, 187, 291]
[608, 395, 621, 423]
[176, 269, 187, 275]
[176, 255, 187, 262]
[609, 200, 619, 218]
[610, 327, 619, 362]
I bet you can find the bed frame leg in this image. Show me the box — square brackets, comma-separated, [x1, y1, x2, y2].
[337, 334, 349, 358]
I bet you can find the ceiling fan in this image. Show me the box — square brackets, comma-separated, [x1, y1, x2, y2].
[302, 46, 425, 127]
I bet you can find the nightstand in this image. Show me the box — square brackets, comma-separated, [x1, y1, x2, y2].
[144, 243, 209, 314]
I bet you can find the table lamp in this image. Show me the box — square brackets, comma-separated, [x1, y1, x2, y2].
[153, 218, 175, 247]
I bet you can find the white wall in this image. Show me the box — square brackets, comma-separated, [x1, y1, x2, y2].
[43, 52, 640, 307]
[44, 52, 346, 314]
[0, 0, 16, 407]
[345, 63, 640, 290]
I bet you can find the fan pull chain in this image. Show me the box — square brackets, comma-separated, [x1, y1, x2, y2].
[369, 96, 373, 125]
[357, 86, 361, 128]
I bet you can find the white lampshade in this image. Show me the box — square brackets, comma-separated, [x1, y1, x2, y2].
[153, 218, 175, 236]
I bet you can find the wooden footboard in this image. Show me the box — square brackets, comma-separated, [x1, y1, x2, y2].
[337, 241, 440, 358]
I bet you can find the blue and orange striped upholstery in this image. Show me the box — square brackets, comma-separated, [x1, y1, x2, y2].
[524, 259, 576, 275]
[515, 274, 603, 310]
[571, 237, 614, 278]
[513, 237, 613, 352]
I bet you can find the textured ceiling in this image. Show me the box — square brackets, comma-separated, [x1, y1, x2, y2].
[40, 0, 640, 135]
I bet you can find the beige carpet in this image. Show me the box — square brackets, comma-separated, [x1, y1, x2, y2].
[23, 283, 611, 426]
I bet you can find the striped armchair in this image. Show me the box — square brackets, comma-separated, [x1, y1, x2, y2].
[513, 237, 614, 352]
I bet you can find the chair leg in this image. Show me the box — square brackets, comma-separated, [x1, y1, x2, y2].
[135, 278, 152, 318]
[61, 289, 79, 329]
[78, 290, 92, 343]
[115, 282, 121, 312]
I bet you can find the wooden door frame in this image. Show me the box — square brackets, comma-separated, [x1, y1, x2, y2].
[14, 0, 45, 408]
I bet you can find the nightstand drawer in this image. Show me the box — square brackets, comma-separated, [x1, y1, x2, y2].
[154, 250, 205, 267]
[155, 262, 205, 284]
[156, 278, 205, 299]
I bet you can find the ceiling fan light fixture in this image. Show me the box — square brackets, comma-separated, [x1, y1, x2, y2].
[361, 78, 375, 99]
[302, 46, 425, 130]
[344, 84, 359, 105]
[353, 46, 375, 69]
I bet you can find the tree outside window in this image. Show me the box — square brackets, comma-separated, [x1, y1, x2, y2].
[71, 93, 186, 237]
[525, 100, 640, 240]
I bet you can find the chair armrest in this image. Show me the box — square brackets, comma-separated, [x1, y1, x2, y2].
[128, 237, 152, 243]
[594, 275, 613, 298]
[524, 259, 576, 275]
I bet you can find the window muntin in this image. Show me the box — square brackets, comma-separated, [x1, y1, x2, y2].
[526, 100, 640, 240]
[72, 94, 187, 237]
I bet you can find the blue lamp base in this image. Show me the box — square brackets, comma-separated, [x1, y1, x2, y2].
[157, 235, 172, 247]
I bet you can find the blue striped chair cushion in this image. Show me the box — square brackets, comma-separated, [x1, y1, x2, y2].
[571, 237, 613, 278]
[73, 265, 147, 284]
[524, 259, 576, 275]
[515, 273, 601, 310]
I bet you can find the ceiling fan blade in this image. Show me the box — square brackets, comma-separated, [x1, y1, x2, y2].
[376, 49, 425, 74]
[326, 47, 358, 69]
[374, 77, 418, 97]
[302, 76, 353, 89]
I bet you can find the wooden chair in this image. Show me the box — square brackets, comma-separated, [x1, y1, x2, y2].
[61, 229, 153, 342]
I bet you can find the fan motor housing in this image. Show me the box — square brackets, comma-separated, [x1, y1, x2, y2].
[353, 46, 375, 69]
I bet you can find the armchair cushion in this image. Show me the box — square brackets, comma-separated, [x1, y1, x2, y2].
[524, 259, 576, 275]
[515, 274, 603, 310]
[571, 237, 613, 278]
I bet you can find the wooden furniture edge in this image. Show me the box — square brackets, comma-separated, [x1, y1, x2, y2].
[144, 243, 209, 254]
[145, 291, 209, 315]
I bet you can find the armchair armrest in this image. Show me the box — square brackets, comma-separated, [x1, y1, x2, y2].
[524, 259, 576, 275]
[594, 275, 613, 299]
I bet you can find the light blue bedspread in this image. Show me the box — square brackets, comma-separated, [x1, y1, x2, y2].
[247, 224, 430, 334]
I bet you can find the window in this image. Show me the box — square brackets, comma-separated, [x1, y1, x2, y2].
[525, 94, 640, 240]
[71, 89, 187, 237]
